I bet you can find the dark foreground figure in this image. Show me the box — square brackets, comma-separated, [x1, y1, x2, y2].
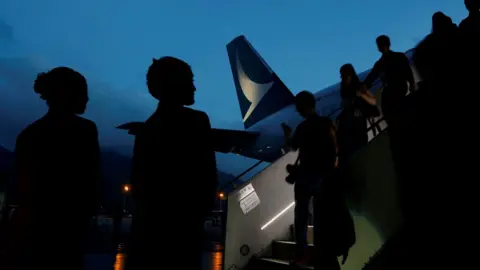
[125, 57, 218, 270]
[387, 1, 480, 268]
[0, 67, 101, 270]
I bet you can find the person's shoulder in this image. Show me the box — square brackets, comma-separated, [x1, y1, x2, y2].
[317, 116, 333, 127]
[296, 118, 308, 130]
[317, 115, 332, 122]
[182, 107, 210, 123]
[74, 115, 98, 133]
[309, 115, 329, 125]
[393, 51, 407, 58]
[16, 120, 40, 144]
[459, 17, 470, 29]
[182, 107, 208, 118]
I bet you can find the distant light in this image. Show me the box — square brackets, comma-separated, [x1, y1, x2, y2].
[218, 192, 225, 199]
[261, 201, 295, 230]
[123, 185, 131, 192]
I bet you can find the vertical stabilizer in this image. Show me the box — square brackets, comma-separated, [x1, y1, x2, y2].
[226, 35, 295, 129]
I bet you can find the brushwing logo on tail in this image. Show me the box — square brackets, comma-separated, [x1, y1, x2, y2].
[235, 49, 274, 122]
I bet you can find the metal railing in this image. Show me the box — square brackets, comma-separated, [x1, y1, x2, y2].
[219, 98, 386, 195]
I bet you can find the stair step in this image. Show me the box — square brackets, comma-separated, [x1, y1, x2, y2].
[253, 258, 313, 270]
[272, 240, 314, 261]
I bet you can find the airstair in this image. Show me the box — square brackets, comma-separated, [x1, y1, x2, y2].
[221, 113, 404, 270]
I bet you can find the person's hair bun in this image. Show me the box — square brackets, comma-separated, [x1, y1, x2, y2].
[33, 72, 50, 100]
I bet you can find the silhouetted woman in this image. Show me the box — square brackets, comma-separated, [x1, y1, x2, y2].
[337, 64, 377, 166]
[4, 67, 101, 270]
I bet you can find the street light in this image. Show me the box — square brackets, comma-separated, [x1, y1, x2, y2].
[122, 184, 131, 213]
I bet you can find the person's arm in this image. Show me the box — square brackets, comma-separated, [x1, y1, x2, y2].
[282, 123, 301, 151]
[363, 60, 382, 89]
[329, 123, 338, 155]
[328, 121, 339, 168]
[403, 54, 416, 91]
[357, 85, 377, 105]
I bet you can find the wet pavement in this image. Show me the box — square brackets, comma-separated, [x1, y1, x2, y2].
[1, 216, 223, 269]
[84, 252, 223, 270]
[84, 235, 223, 270]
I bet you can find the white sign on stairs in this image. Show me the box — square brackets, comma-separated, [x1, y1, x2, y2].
[236, 183, 260, 214]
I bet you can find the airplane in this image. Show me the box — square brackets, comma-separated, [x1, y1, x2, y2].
[216, 35, 419, 162]
[118, 35, 418, 163]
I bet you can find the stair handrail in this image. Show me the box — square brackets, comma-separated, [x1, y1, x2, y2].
[218, 103, 386, 194]
[219, 79, 389, 194]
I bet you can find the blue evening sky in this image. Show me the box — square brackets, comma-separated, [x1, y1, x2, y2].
[0, 1, 466, 176]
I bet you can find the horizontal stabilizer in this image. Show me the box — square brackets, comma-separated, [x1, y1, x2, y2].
[211, 128, 259, 153]
[117, 122, 260, 154]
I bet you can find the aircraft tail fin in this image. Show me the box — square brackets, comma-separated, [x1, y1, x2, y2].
[226, 35, 295, 129]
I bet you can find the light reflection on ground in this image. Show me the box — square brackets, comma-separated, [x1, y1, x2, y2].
[85, 217, 223, 270]
[211, 243, 223, 270]
[114, 243, 126, 270]
[85, 242, 223, 270]
[113, 253, 126, 270]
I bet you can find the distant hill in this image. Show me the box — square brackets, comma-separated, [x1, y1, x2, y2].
[0, 145, 237, 204]
[100, 147, 238, 204]
[99, 148, 132, 205]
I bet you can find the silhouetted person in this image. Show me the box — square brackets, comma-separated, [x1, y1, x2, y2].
[458, 0, 480, 111]
[2, 67, 101, 270]
[435, 2, 480, 266]
[364, 35, 415, 121]
[281, 91, 339, 269]
[125, 57, 218, 270]
[363, 35, 414, 184]
[459, 0, 480, 48]
[413, 12, 458, 94]
[337, 63, 378, 167]
[406, 11, 458, 218]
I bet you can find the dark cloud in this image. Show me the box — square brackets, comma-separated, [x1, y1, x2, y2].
[0, 55, 256, 173]
[0, 55, 157, 150]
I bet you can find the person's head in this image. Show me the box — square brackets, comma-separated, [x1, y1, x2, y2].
[340, 63, 359, 87]
[376, 35, 391, 53]
[295, 90, 316, 118]
[146, 56, 196, 106]
[34, 67, 88, 115]
[432, 12, 455, 33]
[465, 0, 480, 13]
